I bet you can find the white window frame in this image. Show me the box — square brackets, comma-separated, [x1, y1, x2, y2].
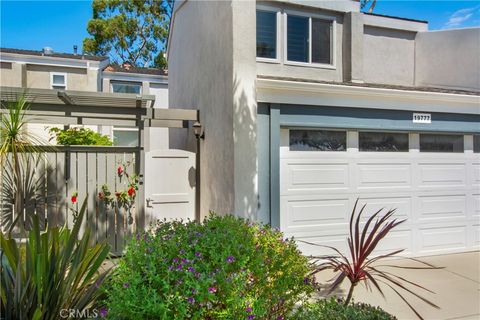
[50, 72, 67, 89]
[112, 127, 139, 146]
[256, 5, 282, 64]
[283, 9, 336, 69]
[110, 81, 142, 94]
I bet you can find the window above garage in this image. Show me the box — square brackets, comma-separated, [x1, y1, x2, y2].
[289, 129, 346, 151]
[420, 134, 464, 153]
[286, 13, 334, 67]
[359, 131, 409, 152]
[255, 6, 336, 68]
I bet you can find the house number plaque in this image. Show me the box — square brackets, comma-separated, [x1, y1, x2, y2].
[413, 113, 431, 124]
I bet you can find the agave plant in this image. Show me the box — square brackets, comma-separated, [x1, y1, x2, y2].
[305, 200, 441, 319]
[0, 197, 111, 320]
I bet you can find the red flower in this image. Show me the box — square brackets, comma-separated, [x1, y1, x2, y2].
[127, 187, 135, 197]
[71, 192, 78, 204]
[117, 165, 124, 176]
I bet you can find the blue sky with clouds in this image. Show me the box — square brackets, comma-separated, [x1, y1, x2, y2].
[1, 1, 479, 54]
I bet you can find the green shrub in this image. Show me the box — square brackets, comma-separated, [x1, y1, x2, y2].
[0, 198, 111, 319]
[104, 214, 314, 319]
[291, 298, 396, 320]
[49, 127, 113, 145]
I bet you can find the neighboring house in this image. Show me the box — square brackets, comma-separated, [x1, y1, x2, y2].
[0, 48, 169, 150]
[168, 0, 480, 257]
[102, 63, 169, 151]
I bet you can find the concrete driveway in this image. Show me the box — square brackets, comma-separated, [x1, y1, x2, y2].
[317, 251, 480, 320]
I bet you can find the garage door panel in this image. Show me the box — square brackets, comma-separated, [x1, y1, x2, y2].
[281, 197, 350, 230]
[356, 163, 411, 190]
[418, 226, 467, 254]
[473, 195, 480, 218]
[356, 196, 411, 220]
[418, 195, 467, 221]
[418, 163, 466, 188]
[373, 230, 413, 256]
[281, 162, 350, 194]
[473, 225, 480, 248]
[294, 235, 348, 257]
[473, 164, 480, 186]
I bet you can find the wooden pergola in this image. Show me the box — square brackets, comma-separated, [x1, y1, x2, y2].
[1, 86, 199, 236]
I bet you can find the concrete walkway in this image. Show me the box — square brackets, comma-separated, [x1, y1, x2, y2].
[319, 251, 480, 320]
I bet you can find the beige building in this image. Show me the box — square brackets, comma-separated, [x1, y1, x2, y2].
[0, 47, 169, 150]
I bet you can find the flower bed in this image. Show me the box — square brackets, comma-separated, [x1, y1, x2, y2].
[103, 214, 314, 319]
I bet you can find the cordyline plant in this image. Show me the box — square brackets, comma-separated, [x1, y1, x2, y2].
[0, 198, 111, 320]
[0, 93, 52, 235]
[305, 200, 441, 320]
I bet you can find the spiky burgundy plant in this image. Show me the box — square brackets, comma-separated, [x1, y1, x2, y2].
[305, 199, 441, 320]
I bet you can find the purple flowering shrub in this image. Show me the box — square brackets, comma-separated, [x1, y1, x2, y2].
[103, 214, 313, 319]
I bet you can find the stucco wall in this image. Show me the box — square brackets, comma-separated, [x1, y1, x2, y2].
[0, 62, 22, 87]
[415, 28, 480, 92]
[26, 65, 99, 91]
[169, 0, 259, 218]
[232, 0, 258, 219]
[169, 0, 236, 216]
[363, 26, 416, 86]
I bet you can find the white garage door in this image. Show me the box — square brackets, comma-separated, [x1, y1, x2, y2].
[280, 128, 480, 257]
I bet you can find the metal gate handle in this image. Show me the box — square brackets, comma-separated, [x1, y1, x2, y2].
[146, 197, 153, 208]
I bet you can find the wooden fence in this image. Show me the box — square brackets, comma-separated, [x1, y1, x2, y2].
[0, 146, 141, 254]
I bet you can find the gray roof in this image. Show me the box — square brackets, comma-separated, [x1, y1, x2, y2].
[0, 47, 107, 61]
[258, 75, 480, 96]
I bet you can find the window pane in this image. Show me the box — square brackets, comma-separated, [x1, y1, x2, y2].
[287, 15, 309, 62]
[420, 134, 464, 152]
[111, 82, 141, 94]
[256, 11, 277, 59]
[290, 130, 346, 151]
[474, 135, 480, 153]
[312, 19, 331, 64]
[359, 132, 408, 152]
[113, 130, 138, 147]
[52, 74, 65, 85]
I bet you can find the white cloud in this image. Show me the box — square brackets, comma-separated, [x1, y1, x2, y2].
[443, 5, 480, 29]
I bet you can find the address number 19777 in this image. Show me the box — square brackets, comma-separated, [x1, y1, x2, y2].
[413, 113, 431, 124]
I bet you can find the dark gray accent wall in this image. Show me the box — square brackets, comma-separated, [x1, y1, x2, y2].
[257, 103, 271, 224]
[280, 104, 480, 133]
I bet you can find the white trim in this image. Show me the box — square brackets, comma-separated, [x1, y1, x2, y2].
[257, 78, 480, 115]
[256, 5, 282, 63]
[283, 9, 336, 69]
[50, 72, 67, 89]
[363, 13, 428, 32]
[110, 80, 143, 95]
[102, 71, 168, 84]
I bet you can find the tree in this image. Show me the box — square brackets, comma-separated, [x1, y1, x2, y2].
[361, 0, 377, 13]
[83, 0, 174, 69]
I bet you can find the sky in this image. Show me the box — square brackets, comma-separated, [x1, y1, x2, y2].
[0, 0, 479, 55]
